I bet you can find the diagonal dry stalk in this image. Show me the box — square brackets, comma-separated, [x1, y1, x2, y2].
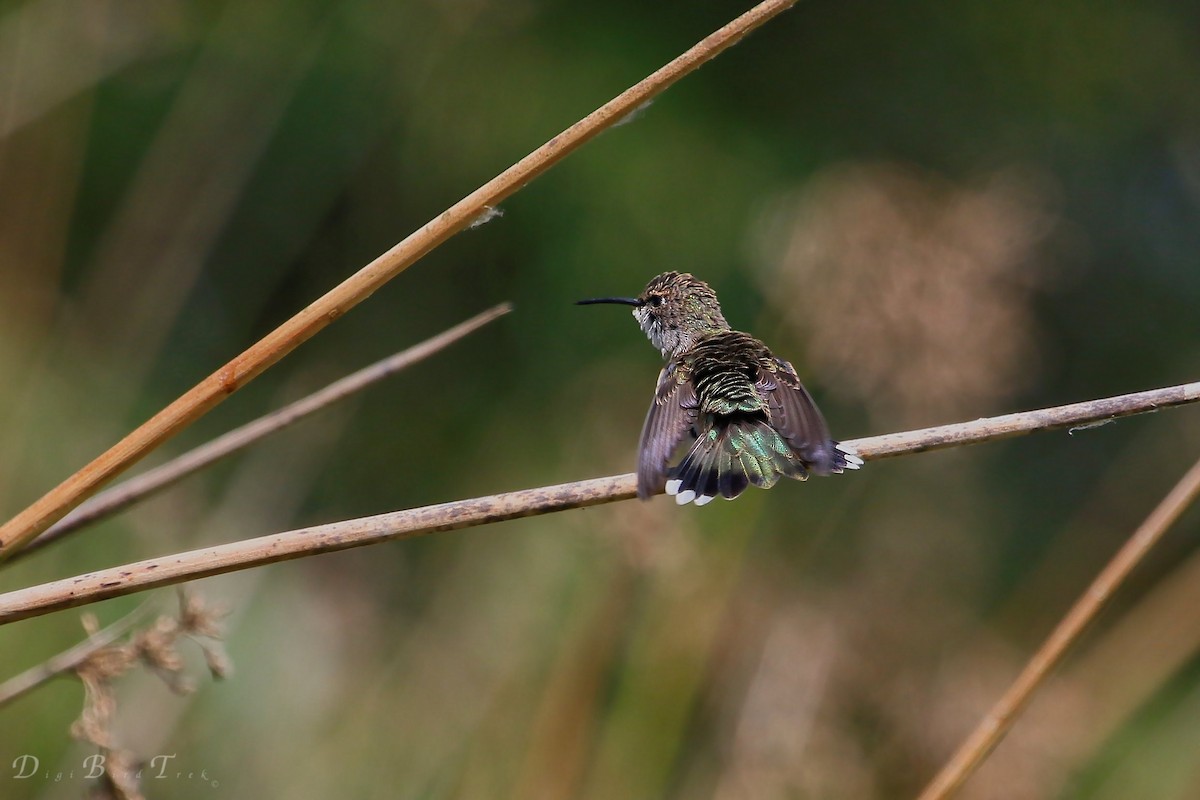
[0, 380, 1196, 625]
[8, 303, 511, 564]
[916, 451, 1200, 800]
[0, 0, 800, 560]
[0, 601, 155, 707]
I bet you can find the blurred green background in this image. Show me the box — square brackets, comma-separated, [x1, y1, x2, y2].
[2, 1, 1200, 797]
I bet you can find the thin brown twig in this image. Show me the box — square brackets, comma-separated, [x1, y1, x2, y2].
[10, 303, 512, 563]
[0, 601, 156, 707]
[0, 380, 1196, 626]
[916, 451, 1200, 800]
[0, 0, 799, 560]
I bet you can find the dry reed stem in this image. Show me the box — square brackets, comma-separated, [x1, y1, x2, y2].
[0, 601, 154, 707]
[10, 303, 511, 563]
[917, 452, 1200, 800]
[0, 380, 1196, 626]
[0, 0, 799, 560]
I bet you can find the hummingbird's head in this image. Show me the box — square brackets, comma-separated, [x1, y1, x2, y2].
[577, 271, 730, 359]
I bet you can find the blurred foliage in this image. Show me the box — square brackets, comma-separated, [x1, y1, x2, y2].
[2, 1, 1200, 798]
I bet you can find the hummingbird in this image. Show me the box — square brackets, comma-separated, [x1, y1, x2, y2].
[578, 271, 861, 506]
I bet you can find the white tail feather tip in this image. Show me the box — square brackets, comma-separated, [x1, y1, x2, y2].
[675, 490, 696, 505]
[665, 479, 682, 495]
[695, 495, 715, 506]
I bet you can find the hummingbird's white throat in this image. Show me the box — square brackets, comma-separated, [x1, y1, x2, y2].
[633, 305, 684, 359]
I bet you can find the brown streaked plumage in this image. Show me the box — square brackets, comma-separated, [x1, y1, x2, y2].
[578, 272, 861, 505]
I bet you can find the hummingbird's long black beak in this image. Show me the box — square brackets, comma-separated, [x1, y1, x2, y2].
[575, 296, 644, 307]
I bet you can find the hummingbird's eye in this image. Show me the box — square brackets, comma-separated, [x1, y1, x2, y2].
[648, 294, 664, 307]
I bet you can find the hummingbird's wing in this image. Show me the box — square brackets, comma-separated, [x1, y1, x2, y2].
[757, 358, 844, 474]
[636, 362, 699, 499]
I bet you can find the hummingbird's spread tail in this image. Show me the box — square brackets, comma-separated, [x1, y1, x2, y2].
[581, 271, 864, 504]
[664, 417, 862, 506]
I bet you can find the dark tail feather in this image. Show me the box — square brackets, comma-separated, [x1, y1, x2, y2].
[716, 446, 747, 500]
[666, 419, 808, 506]
[668, 429, 719, 506]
